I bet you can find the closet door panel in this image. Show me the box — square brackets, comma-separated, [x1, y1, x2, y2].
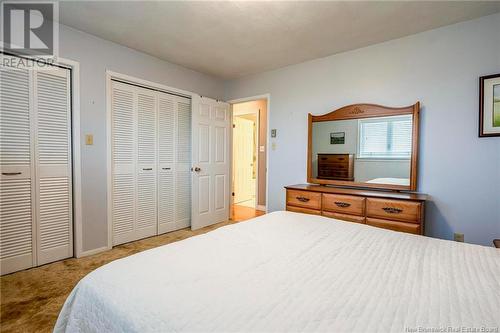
[111, 82, 136, 245]
[158, 95, 175, 234]
[175, 98, 191, 229]
[135, 90, 157, 238]
[0, 66, 34, 275]
[35, 68, 73, 265]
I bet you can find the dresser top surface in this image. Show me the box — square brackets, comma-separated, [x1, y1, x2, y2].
[285, 184, 428, 201]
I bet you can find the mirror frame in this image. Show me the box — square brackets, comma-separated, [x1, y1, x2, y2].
[307, 102, 420, 191]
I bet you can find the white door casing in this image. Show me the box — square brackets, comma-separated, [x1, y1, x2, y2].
[191, 96, 230, 230]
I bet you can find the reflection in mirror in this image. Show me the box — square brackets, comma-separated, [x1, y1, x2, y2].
[311, 115, 413, 186]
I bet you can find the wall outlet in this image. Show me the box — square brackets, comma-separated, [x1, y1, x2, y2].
[454, 233, 464, 242]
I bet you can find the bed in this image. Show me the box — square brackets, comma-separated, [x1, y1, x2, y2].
[55, 211, 500, 332]
[366, 177, 410, 186]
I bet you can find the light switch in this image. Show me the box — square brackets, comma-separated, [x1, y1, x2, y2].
[85, 134, 94, 145]
[259, 145, 265, 152]
[271, 129, 277, 138]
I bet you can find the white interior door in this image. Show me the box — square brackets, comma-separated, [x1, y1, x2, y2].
[157, 93, 191, 234]
[34, 67, 73, 265]
[191, 96, 230, 230]
[111, 81, 136, 245]
[157, 94, 176, 234]
[1, 61, 72, 274]
[0, 65, 35, 275]
[135, 88, 157, 240]
[174, 98, 191, 229]
[233, 116, 254, 204]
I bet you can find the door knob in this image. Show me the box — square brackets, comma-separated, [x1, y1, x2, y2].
[191, 167, 201, 172]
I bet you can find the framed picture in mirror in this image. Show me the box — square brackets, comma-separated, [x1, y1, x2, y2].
[479, 73, 500, 137]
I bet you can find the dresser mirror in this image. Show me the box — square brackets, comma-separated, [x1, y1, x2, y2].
[308, 103, 420, 191]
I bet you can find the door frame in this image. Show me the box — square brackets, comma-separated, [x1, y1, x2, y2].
[105, 70, 200, 250]
[228, 94, 270, 213]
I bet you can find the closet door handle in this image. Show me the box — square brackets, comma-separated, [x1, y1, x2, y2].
[2, 172, 22, 176]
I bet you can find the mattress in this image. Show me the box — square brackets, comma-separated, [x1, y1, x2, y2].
[55, 211, 500, 333]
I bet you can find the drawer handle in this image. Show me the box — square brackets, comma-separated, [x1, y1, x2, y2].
[334, 201, 351, 208]
[162, 167, 171, 170]
[142, 168, 153, 171]
[382, 207, 403, 214]
[2, 172, 22, 176]
[296, 196, 310, 202]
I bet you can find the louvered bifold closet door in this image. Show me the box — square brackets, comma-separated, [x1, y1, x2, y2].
[157, 93, 176, 234]
[0, 65, 35, 275]
[111, 82, 136, 245]
[135, 87, 157, 240]
[34, 67, 73, 265]
[175, 97, 191, 229]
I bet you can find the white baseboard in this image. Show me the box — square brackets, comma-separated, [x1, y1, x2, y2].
[77, 245, 111, 258]
[256, 205, 266, 212]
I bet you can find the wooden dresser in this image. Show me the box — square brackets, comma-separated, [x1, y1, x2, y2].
[285, 184, 427, 235]
[317, 154, 354, 181]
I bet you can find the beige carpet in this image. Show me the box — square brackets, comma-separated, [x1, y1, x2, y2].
[0, 218, 250, 333]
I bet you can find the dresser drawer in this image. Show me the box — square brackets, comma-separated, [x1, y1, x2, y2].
[286, 205, 321, 215]
[319, 162, 349, 170]
[318, 155, 349, 163]
[318, 170, 348, 178]
[286, 190, 321, 210]
[322, 194, 365, 215]
[366, 217, 420, 235]
[366, 198, 422, 223]
[322, 211, 365, 224]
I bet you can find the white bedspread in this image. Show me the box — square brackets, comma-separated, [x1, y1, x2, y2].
[366, 177, 410, 186]
[55, 211, 500, 333]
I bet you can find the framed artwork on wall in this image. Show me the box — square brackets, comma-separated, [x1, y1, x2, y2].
[330, 132, 345, 144]
[479, 73, 500, 137]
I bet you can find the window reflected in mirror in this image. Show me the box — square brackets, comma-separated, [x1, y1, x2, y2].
[311, 115, 413, 186]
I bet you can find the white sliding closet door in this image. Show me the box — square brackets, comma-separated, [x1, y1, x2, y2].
[157, 94, 175, 233]
[111, 81, 137, 245]
[136, 89, 157, 239]
[0, 66, 34, 275]
[157, 94, 191, 233]
[191, 96, 230, 230]
[34, 67, 73, 265]
[175, 97, 191, 229]
[0, 61, 72, 275]
[111, 81, 191, 245]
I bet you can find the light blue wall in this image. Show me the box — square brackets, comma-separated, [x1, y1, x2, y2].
[59, 25, 225, 252]
[225, 14, 500, 246]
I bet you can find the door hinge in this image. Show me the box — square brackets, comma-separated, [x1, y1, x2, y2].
[232, 192, 235, 196]
[233, 124, 236, 128]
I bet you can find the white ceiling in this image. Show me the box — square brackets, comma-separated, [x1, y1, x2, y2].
[59, 1, 500, 79]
